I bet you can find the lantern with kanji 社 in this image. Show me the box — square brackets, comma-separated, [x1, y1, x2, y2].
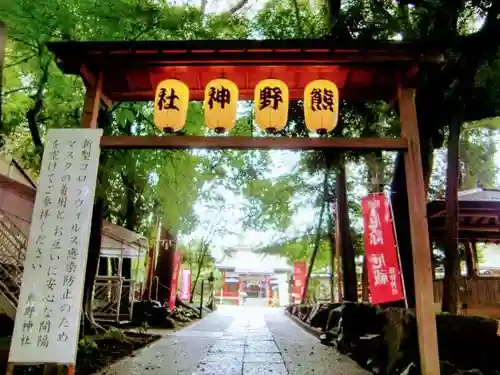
[254, 79, 289, 133]
[303, 79, 339, 134]
[204, 78, 238, 133]
[154, 79, 189, 132]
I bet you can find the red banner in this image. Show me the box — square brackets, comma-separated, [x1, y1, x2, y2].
[361, 193, 405, 304]
[179, 269, 192, 301]
[292, 262, 307, 304]
[168, 252, 183, 310]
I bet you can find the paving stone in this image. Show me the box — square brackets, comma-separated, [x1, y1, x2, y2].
[222, 333, 247, 340]
[203, 351, 244, 362]
[244, 352, 282, 363]
[209, 340, 245, 353]
[245, 334, 274, 340]
[193, 360, 243, 375]
[243, 362, 288, 375]
[245, 340, 280, 353]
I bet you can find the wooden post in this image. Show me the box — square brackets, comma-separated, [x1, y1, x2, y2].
[398, 87, 440, 375]
[81, 71, 103, 129]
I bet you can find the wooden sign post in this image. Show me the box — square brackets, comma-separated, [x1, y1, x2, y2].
[6, 129, 102, 375]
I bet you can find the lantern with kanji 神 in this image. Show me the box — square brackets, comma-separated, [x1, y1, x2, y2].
[154, 79, 189, 132]
[254, 79, 289, 133]
[303, 79, 339, 134]
[203, 78, 238, 133]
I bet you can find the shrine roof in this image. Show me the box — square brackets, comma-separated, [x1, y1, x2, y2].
[46, 38, 444, 102]
[428, 188, 500, 244]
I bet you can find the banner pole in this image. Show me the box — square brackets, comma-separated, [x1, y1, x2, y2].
[386, 192, 409, 309]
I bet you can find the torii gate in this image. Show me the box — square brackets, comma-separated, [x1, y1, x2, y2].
[47, 38, 443, 374]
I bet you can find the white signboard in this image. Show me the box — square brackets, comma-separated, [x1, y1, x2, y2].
[9, 129, 102, 364]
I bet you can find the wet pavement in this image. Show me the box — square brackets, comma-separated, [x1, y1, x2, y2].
[100, 306, 369, 375]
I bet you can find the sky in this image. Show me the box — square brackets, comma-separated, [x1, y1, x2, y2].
[173, 0, 500, 261]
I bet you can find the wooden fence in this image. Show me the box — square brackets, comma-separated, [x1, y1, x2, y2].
[433, 277, 500, 306]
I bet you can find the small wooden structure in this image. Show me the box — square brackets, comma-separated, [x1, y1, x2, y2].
[47, 38, 444, 374]
[429, 188, 500, 317]
[93, 222, 148, 323]
[429, 188, 500, 245]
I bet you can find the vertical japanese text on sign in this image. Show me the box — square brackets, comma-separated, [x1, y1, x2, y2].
[203, 78, 238, 133]
[9, 129, 102, 365]
[303, 79, 339, 134]
[361, 193, 405, 305]
[154, 79, 189, 132]
[254, 79, 289, 133]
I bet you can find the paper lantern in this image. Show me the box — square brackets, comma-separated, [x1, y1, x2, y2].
[154, 79, 189, 132]
[254, 79, 289, 133]
[203, 78, 238, 133]
[304, 79, 339, 134]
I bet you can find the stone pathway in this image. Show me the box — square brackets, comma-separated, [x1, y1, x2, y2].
[194, 310, 286, 374]
[100, 306, 369, 375]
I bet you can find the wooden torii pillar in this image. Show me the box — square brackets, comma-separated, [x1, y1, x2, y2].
[399, 87, 440, 374]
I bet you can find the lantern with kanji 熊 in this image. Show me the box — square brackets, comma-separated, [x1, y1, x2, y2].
[154, 79, 189, 132]
[254, 79, 289, 133]
[204, 78, 238, 133]
[303, 79, 339, 134]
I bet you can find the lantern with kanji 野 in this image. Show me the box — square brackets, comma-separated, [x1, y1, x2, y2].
[154, 79, 189, 132]
[204, 78, 238, 133]
[303, 79, 339, 134]
[254, 79, 289, 133]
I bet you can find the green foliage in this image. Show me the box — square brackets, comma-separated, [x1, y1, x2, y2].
[253, 0, 328, 39]
[103, 327, 128, 342]
[78, 336, 98, 352]
[137, 322, 150, 335]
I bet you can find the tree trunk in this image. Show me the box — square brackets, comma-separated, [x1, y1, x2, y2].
[190, 243, 208, 303]
[361, 257, 369, 302]
[335, 205, 343, 302]
[336, 160, 357, 301]
[442, 116, 461, 313]
[327, 212, 336, 302]
[82, 196, 105, 334]
[155, 226, 176, 304]
[363, 151, 384, 303]
[26, 55, 49, 154]
[81, 108, 111, 333]
[390, 116, 435, 308]
[301, 203, 326, 304]
[464, 242, 477, 278]
[301, 171, 329, 303]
